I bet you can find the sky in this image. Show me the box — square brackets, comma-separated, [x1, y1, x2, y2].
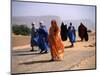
[12, 1, 96, 21]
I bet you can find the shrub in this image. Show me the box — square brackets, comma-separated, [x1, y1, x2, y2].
[12, 24, 31, 35]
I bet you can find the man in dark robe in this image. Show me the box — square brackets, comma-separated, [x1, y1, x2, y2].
[78, 22, 88, 41]
[30, 22, 38, 51]
[60, 22, 68, 41]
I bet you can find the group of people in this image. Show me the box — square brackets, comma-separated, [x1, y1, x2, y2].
[30, 21, 49, 53]
[30, 20, 89, 61]
[61, 22, 76, 47]
[60, 22, 89, 46]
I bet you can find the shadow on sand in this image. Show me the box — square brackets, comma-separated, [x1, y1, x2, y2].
[12, 49, 38, 53]
[65, 40, 82, 48]
[12, 52, 42, 56]
[12, 51, 48, 56]
[19, 59, 52, 65]
[12, 48, 49, 56]
[65, 45, 74, 48]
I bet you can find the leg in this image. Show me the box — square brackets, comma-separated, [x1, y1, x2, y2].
[71, 43, 74, 47]
[40, 49, 44, 53]
[44, 50, 48, 53]
[30, 46, 34, 51]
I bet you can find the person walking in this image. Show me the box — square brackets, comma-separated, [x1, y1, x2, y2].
[68, 22, 76, 47]
[48, 20, 64, 61]
[38, 21, 49, 53]
[30, 22, 38, 51]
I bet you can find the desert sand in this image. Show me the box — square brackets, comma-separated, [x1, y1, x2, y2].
[11, 32, 96, 74]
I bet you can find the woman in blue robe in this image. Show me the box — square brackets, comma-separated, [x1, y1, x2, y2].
[37, 21, 49, 53]
[68, 22, 76, 47]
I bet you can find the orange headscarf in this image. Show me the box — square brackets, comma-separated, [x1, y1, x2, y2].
[49, 20, 60, 36]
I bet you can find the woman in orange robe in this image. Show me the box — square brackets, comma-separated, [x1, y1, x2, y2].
[48, 20, 64, 61]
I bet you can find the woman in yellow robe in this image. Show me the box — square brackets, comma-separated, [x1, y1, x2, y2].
[48, 20, 64, 61]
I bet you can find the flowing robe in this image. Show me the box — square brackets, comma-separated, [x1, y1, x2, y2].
[48, 27, 64, 60]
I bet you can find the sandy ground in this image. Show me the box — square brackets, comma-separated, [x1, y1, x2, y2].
[12, 35, 31, 47]
[11, 32, 96, 74]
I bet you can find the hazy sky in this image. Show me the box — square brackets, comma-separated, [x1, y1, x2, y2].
[12, 1, 96, 21]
